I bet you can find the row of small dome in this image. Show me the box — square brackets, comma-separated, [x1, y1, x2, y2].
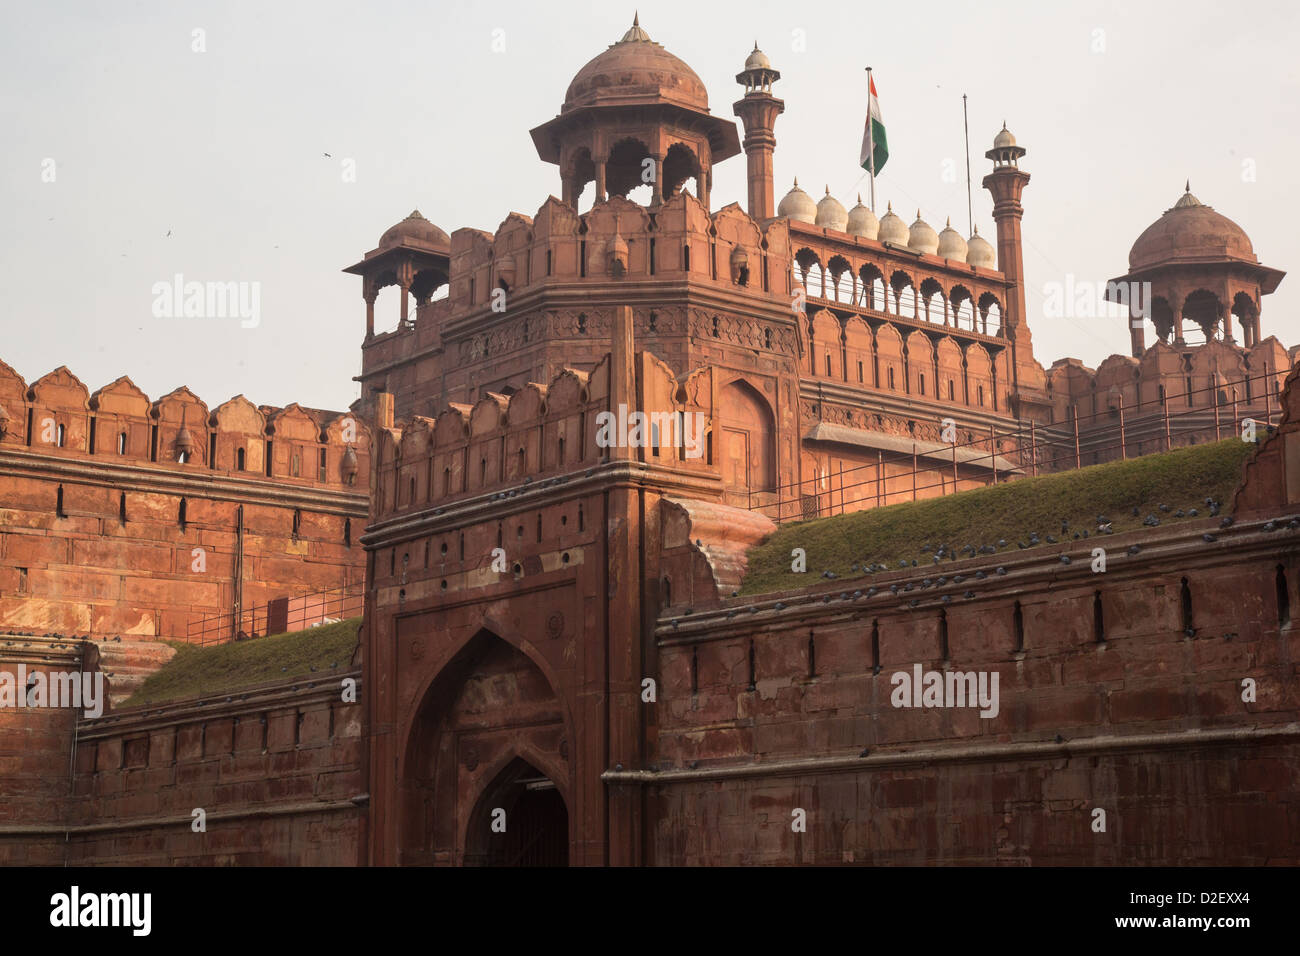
[777, 179, 996, 268]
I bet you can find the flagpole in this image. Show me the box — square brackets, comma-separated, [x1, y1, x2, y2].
[865, 66, 876, 213]
[962, 93, 973, 236]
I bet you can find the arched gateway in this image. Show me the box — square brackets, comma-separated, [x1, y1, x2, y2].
[398, 629, 571, 866]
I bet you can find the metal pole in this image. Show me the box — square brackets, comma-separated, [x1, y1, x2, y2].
[962, 93, 973, 236]
[1170, 395, 1180, 455]
[877, 449, 883, 508]
[1029, 419, 1037, 477]
[912, 443, 918, 501]
[989, 424, 997, 485]
[1232, 383, 1240, 440]
[1072, 406, 1081, 469]
[1265, 362, 1274, 427]
[865, 67, 876, 213]
[1213, 384, 1222, 441]
[951, 438, 959, 490]
[1118, 394, 1127, 460]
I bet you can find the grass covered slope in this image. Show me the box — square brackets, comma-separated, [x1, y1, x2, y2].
[740, 439, 1255, 596]
[120, 618, 361, 709]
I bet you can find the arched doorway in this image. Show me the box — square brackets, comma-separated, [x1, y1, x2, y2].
[464, 757, 569, 867]
[718, 379, 776, 505]
[398, 628, 571, 866]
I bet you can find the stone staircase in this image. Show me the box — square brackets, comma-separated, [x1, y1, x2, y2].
[93, 637, 177, 708]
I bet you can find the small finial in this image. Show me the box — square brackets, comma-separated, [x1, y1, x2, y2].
[886, 201, 893, 212]
[633, 11, 640, 26]
[753, 40, 759, 51]
[1185, 178, 1191, 192]
[946, 217, 951, 227]
[825, 185, 831, 196]
[857, 193, 862, 203]
[1002, 119, 1008, 129]
[915, 209, 921, 219]
[793, 176, 799, 188]
[972, 224, 980, 236]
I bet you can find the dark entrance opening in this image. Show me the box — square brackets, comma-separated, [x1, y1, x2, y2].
[465, 757, 568, 867]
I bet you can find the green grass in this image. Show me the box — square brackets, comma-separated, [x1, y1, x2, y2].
[739, 439, 1256, 596]
[120, 617, 361, 709]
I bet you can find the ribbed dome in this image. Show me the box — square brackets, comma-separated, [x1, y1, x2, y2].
[777, 178, 817, 223]
[815, 187, 848, 231]
[993, 123, 1017, 150]
[936, 217, 968, 261]
[1128, 185, 1256, 272]
[846, 195, 879, 239]
[564, 15, 709, 113]
[877, 202, 909, 244]
[966, 225, 996, 268]
[379, 210, 450, 251]
[744, 43, 771, 72]
[908, 210, 940, 255]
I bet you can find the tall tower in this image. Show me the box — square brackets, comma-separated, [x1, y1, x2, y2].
[982, 123, 1041, 405]
[732, 44, 784, 221]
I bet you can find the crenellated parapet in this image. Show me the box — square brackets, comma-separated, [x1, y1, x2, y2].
[0, 358, 371, 490]
[371, 346, 738, 521]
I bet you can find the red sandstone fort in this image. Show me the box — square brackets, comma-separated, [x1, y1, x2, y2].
[2, 17, 1298, 866]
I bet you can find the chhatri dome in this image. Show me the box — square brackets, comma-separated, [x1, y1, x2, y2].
[562, 13, 711, 113]
[1127, 182, 1258, 272]
[379, 210, 450, 251]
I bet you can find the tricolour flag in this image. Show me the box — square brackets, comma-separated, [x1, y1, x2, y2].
[860, 74, 889, 176]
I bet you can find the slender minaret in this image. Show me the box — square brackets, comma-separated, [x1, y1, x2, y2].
[982, 123, 1035, 393]
[732, 43, 784, 221]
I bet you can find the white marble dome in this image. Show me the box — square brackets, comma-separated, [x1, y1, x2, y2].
[777, 178, 816, 223]
[846, 195, 879, 239]
[815, 187, 848, 232]
[877, 202, 909, 244]
[966, 225, 996, 268]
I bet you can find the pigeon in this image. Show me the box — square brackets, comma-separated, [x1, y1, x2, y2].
[1096, 515, 1110, 525]
[852, 590, 862, 599]
[922, 578, 932, 588]
[1046, 535, 1057, 544]
[975, 570, 987, 580]
[1143, 514, 1160, 527]
[1184, 626, 1196, 637]
[1264, 521, 1277, 532]
[1220, 516, 1234, 528]
[996, 566, 1007, 575]
[1127, 545, 1141, 556]
[942, 595, 951, 604]
[1174, 510, 1185, 518]
[953, 575, 964, 584]
[859, 748, 871, 758]
[1097, 523, 1112, 534]
[1059, 555, 1071, 564]
[908, 599, 919, 608]
[1159, 504, 1170, 513]
[1188, 508, 1198, 516]
[867, 587, 878, 598]
[997, 539, 1007, 548]
[1202, 534, 1217, 543]
[964, 590, 975, 599]
[1131, 507, 1140, 516]
[774, 603, 786, 611]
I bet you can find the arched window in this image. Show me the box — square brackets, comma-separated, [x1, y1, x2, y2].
[236, 447, 246, 471]
[117, 432, 127, 455]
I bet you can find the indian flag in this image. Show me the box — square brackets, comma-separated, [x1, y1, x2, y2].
[860, 73, 889, 176]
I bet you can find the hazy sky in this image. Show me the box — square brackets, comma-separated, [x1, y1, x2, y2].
[3, 0, 1297, 413]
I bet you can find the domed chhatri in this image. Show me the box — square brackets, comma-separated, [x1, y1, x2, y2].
[1127, 182, 1257, 272]
[777, 178, 817, 223]
[877, 202, 909, 245]
[744, 43, 771, 73]
[936, 217, 968, 261]
[846, 194, 879, 239]
[908, 210, 940, 255]
[379, 210, 451, 251]
[993, 123, 1017, 150]
[564, 14, 710, 113]
[966, 225, 996, 269]
[815, 187, 848, 232]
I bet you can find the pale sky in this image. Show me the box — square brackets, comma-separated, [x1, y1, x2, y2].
[3, 0, 1297, 413]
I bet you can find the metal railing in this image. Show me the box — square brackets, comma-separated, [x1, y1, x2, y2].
[187, 580, 365, 646]
[750, 367, 1286, 524]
